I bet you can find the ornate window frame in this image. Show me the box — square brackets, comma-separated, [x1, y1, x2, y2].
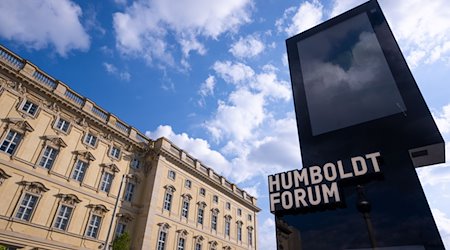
[247, 226, 254, 247]
[236, 220, 243, 243]
[197, 201, 207, 227]
[0, 118, 33, 157]
[224, 214, 232, 238]
[194, 235, 204, 250]
[176, 229, 188, 250]
[163, 185, 176, 212]
[98, 163, 119, 194]
[180, 193, 192, 220]
[36, 135, 67, 171]
[84, 204, 109, 239]
[52, 193, 81, 231]
[14, 181, 49, 222]
[17, 96, 40, 119]
[52, 115, 73, 135]
[210, 208, 220, 232]
[114, 212, 133, 238]
[156, 222, 171, 250]
[69, 151, 95, 184]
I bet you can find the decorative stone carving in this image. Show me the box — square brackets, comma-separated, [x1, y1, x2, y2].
[73, 150, 95, 162]
[0, 168, 11, 185]
[116, 212, 134, 223]
[100, 163, 120, 173]
[41, 135, 67, 148]
[86, 204, 109, 215]
[2, 118, 34, 133]
[56, 193, 82, 206]
[17, 181, 49, 195]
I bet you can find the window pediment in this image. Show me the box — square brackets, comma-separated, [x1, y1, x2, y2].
[2, 118, 34, 133]
[164, 184, 176, 193]
[211, 208, 220, 215]
[116, 212, 134, 222]
[87, 204, 109, 215]
[100, 163, 120, 173]
[18, 181, 49, 194]
[0, 168, 11, 185]
[73, 150, 95, 162]
[41, 135, 67, 148]
[56, 193, 82, 205]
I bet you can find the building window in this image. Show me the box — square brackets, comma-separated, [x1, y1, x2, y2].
[168, 170, 176, 180]
[21, 100, 39, 116]
[199, 188, 206, 196]
[194, 236, 204, 250]
[181, 199, 189, 218]
[177, 237, 185, 250]
[15, 193, 38, 221]
[0, 130, 22, 155]
[124, 182, 135, 202]
[237, 221, 243, 242]
[100, 172, 114, 192]
[110, 146, 121, 159]
[116, 222, 126, 237]
[237, 208, 242, 216]
[248, 214, 252, 221]
[163, 186, 175, 211]
[86, 214, 102, 238]
[224, 215, 232, 237]
[211, 213, 217, 231]
[39, 146, 59, 169]
[71, 160, 88, 182]
[185, 179, 191, 189]
[226, 202, 231, 210]
[195, 243, 202, 250]
[248, 226, 254, 246]
[197, 202, 206, 225]
[53, 205, 73, 230]
[213, 195, 218, 204]
[55, 117, 70, 133]
[130, 158, 140, 169]
[84, 133, 97, 147]
[157, 223, 170, 250]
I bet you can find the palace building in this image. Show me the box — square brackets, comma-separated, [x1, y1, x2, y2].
[0, 45, 260, 250]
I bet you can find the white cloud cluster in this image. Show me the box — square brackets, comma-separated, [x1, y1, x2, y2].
[434, 103, 450, 135]
[146, 125, 232, 177]
[229, 35, 265, 59]
[0, 0, 90, 56]
[113, 0, 253, 66]
[103, 62, 131, 81]
[276, 0, 323, 36]
[432, 208, 450, 250]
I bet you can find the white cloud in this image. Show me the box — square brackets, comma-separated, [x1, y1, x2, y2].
[103, 62, 131, 81]
[146, 125, 232, 176]
[199, 75, 216, 97]
[431, 208, 450, 250]
[259, 217, 277, 250]
[434, 103, 450, 135]
[229, 35, 265, 59]
[213, 61, 255, 85]
[242, 185, 259, 198]
[0, 0, 90, 56]
[113, 0, 252, 66]
[276, 0, 323, 36]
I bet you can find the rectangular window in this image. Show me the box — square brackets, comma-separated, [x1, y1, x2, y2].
[226, 202, 231, 210]
[249, 230, 253, 246]
[197, 207, 204, 225]
[110, 146, 121, 159]
[54, 205, 73, 230]
[163, 192, 172, 211]
[130, 158, 140, 169]
[181, 200, 189, 218]
[15, 193, 38, 221]
[116, 222, 126, 236]
[100, 172, 114, 192]
[71, 160, 88, 182]
[86, 214, 102, 238]
[21, 100, 38, 116]
[213, 195, 218, 203]
[39, 146, 58, 169]
[237, 225, 242, 241]
[157, 230, 167, 250]
[195, 243, 202, 250]
[124, 183, 135, 202]
[177, 237, 185, 250]
[225, 221, 230, 236]
[200, 188, 205, 196]
[237, 208, 242, 216]
[185, 179, 191, 189]
[248, 214, 252, 221]
[0, 130, 22, 155]
[55, 118, 70, 132]
[168, 170, 176, 180]
[84, 133, 97, 147]
[211, 214, 217, 231]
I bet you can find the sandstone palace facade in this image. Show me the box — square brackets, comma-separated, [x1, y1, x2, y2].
[0, 45, 260, 250]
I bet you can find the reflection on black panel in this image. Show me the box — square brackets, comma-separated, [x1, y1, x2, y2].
[297, 13, 406, 136]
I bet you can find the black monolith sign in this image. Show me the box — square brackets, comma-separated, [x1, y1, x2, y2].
[271, 0, 446, 249]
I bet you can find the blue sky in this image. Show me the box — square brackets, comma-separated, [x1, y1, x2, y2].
[1, 0, 449, 249]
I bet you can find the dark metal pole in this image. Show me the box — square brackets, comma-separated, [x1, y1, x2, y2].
[356, 185, 377, 249]
[104, 174, 128, 250]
